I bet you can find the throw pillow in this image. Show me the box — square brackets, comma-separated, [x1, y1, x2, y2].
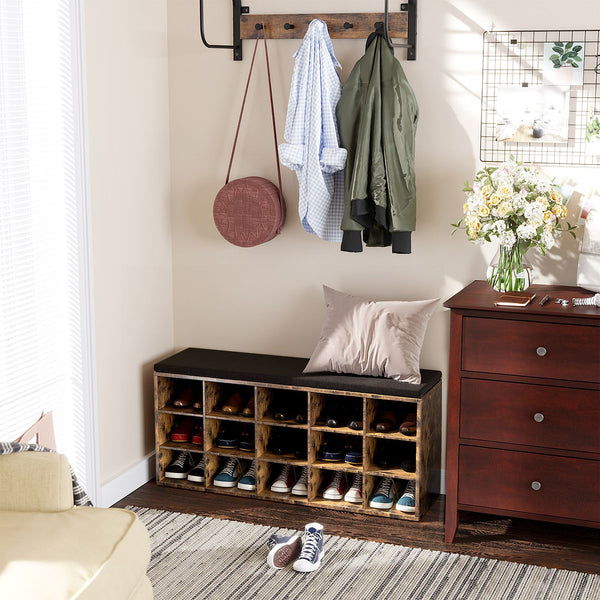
[303, 286, 438, 384]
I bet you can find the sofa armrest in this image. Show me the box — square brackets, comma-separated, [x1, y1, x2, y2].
[0, 452, 74, 512]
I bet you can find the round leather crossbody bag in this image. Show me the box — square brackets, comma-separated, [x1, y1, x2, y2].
[213, 176, 286, 247]
[213, 30, 285, 247]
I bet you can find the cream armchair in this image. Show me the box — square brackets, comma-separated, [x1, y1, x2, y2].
[0, 452, 153, 599]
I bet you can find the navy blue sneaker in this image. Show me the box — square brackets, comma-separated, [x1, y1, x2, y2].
[293, 523, 324, 572]
[217, 426, 239, 449]
[266, 533, 302, 569]
[319, 441, 343, 462]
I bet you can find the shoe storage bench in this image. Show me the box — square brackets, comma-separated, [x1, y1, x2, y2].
[154, 348, 442, 521]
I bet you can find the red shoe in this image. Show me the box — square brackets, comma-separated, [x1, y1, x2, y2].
[192, 423, 203, 445]
[170, 417, 194, 442]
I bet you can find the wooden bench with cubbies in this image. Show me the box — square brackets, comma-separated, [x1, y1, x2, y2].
[154, 348, 441, 521]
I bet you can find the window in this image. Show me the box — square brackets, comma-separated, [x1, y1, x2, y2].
[0, 0, 98, 501]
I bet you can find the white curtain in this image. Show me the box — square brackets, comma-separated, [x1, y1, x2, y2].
[0, 0, 97, 500]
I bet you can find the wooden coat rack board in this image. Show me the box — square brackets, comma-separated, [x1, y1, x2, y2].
[199, 0, 417, 61]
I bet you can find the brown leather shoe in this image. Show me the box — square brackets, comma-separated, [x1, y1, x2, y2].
[242, 397, 254, 417]
[399, 413, 417, 436]
[375, 410, 398, 432]
[222, 391, 244, 414]
[172, 386, 193, 408]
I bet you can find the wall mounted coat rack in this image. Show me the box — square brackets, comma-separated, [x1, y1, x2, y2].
[199, 0, 417, 62]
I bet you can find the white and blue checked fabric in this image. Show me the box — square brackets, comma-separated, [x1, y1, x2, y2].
[279, 19, 347, 241]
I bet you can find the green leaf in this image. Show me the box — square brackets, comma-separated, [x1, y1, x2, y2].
[572, 45, 582, 53]
[552, 45, 563, 53]
[549, 53, 560, 61]
[565, 41, 573, 50]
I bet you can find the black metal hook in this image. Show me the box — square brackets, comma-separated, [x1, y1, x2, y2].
[199, 0, 244, 60]
[284, 23, 295, 30]
[343, 22, 354, 29]
[381, 0, 417, 60]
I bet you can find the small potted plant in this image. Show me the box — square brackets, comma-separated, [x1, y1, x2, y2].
[549, 41, 583, 69]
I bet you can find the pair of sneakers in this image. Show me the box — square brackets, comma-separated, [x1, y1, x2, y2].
[369, 477, 416, 513]
[214, 458, 257, 491]
[165, 451, 205, 483]
[266, 523, 324, 573]
[321, 471, 363, 503]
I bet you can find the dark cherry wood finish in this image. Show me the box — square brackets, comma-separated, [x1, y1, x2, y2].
[444, 281, 600, 544]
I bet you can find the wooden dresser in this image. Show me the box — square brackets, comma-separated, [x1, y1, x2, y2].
[444, 280, 600, 543]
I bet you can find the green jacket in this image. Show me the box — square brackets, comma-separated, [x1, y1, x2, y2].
[336, 32, 418, 253]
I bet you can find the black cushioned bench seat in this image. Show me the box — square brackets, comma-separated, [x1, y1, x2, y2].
[155, 348, 441, 398]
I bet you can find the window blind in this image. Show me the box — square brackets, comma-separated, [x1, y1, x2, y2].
[0, 0, 97, 500]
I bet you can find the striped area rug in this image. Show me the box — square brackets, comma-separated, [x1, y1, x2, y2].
[130, 506, 599, 600]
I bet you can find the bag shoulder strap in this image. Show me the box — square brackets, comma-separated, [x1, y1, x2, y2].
[225, 28, 283, 202]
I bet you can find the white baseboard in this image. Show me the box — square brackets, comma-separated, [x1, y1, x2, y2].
[99, 452, 155, 507]
[439, 469, 446, 495]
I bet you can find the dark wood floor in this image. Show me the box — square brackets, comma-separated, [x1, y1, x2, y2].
[116, 481, 600, 575]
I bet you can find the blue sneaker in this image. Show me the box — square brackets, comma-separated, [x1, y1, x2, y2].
[266, 533, 302, 569]
[369, 477, 397, 510]
[293, 523, 324, 572]
[395, 480, 416, 513]
[214, 458, 241, 488]
[237, 460, 256, 491]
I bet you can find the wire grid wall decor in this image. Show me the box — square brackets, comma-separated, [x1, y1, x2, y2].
[480, 30, 600, 166]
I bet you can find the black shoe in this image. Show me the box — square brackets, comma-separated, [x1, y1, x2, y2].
[217, 425, 239, 449]
[165, 451, 195, 479]
[270, 429, 289, 455]
[319, 439, 344, 462]
[374, 441, 397, 470]
[239, 425, 255, 452]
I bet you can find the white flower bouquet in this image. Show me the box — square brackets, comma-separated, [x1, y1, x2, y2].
[452, 157, 576, 291]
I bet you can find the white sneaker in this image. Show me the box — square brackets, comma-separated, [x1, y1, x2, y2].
[293, 523, 324, 573]
[291, 465, 309, 496]
[322, 471, 346, 500]
[343, 472, 363, 503]
[271, 464, 295, 493]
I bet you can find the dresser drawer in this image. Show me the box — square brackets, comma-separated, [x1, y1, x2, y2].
[460, 379, 600, 453]
[458, 446, 600, 522]
[462, 318, 600, 383]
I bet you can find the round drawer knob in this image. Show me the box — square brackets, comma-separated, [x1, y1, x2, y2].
[534, 412, 545, 423]
[531, 481, 542, 491]
[536, 346, 547, 357]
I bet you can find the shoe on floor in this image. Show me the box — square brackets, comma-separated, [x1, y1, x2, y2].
[395, 480, 416, 513]
[369, 477, 397, 510]
[187, 456, 205, 483]
[266, 534, 302, 569]
[292, 465, 309, 496]
[214, 457, 242, 488]
[293, 523, 324, 573]
[165, 451, 195, 479]
[322, 471, 346, 500]
[343, 472, 363, 504]
[271, 464, 295, 493]
[238, 460, 257, 491]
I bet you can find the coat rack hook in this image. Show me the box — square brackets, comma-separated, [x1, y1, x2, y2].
[343, 22, 354, 29]
[199, 0, 244, 61]
[382, 0, 417, 60]
[284, 23, 295, 30]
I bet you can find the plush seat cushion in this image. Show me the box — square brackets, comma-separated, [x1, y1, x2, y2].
[0, 507, 151, 599]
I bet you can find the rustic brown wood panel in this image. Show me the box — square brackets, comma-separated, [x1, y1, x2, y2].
[240, 12, 408, 41]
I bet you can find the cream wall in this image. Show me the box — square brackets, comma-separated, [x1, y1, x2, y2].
[85, 0, 174, 492]
[167, 0, 598, 487]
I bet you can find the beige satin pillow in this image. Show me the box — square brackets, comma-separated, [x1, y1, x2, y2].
[303, 286, 438, 384]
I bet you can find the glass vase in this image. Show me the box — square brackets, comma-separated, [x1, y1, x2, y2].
[486, 243, 533, 292]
